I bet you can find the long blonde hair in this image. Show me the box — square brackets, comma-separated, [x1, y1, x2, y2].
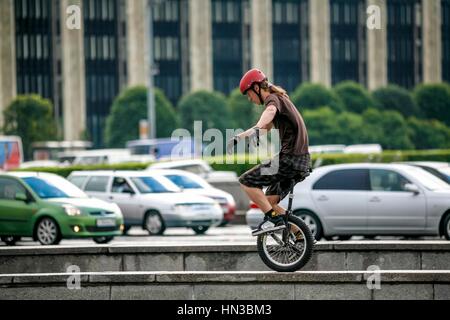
[260, 79, 288, 98]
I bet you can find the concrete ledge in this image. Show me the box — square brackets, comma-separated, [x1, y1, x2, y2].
[2, 241, 449, 256]
[1, 242, 449, 273]
[2, 271, 450, 284]
[0, 271, 449, 300]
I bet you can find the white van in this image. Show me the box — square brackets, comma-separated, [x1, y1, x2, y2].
[59, 149, 155, 166]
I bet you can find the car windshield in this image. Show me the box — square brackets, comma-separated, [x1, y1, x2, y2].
[407, 166, 450, 190]
[131, 176, 180, 193]
[438, 167, 450, 183]
[23, 175, 88, 199]
[164, 174, 204, 189]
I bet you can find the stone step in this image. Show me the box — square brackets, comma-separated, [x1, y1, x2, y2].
[0, 271, 449, 300]
[0, 241, 449, 273]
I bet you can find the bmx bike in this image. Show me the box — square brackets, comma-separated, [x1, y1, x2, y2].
[256, 179, 315, 272]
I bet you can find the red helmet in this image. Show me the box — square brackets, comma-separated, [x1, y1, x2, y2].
[239, 68, 267, 95]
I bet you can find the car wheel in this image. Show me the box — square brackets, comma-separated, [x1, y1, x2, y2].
[444, 214, 450, 240]
[295, 210, 323, 241]
[93, 236, 114, 244]
[36, 218, 62, 245]
[1, 236, 20, 246]
[144, 211, 166, 235]
[192, 226, 209, 235]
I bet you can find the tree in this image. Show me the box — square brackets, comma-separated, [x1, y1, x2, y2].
[228, 88, 260, 130]
[291, 83, 345, 112]
[413, 83, 450, 126]
[372, 85, 420, 117]
[104, 86, 179, 148]
[178, 90, 231, 134]
[3, 95, 57, 160]
[334, 81, 375, 113]
[407, 117, 450, 150]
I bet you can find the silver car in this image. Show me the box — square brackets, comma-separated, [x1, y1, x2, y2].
[246, 163, 450, 240]
[68, 171, 223, 235]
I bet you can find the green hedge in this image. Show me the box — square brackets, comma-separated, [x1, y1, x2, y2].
[14, 149, 450, 178]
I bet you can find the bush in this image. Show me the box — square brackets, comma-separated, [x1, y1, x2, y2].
[360, 108, 385, 143]
[291, 83, 345, 112]
[372, 85, 420, 117]
[302, 107, 342, 145]
[178, 90, 231, 134]
[378, 110, 414, 150]
[333, 81, 375, 113]
[413, 83, 450, 125]
[16, 149, 450, 178]
[3, 94, 57, 160]
[228, 88, 260, 130]
[104, 86, 179, 148]
[407, 117, 450, 150]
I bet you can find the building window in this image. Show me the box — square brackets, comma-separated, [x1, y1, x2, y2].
[15, 0, 54, 102]
[330, 0, 366, 86]
[84, 0, 120, 147]
[443, 0, 450, 82]
[387, 0, 422, 88]
[212, 0, 246, 94]
[272, 0, 309, 93]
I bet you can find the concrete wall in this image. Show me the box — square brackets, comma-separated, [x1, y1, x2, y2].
[126, 0, 148, 86]
[189, 0, 213, 91]
[422, 0, 442, 83]
[60, 0, 86, 140]
[309, 0, 331, 87]
[1, 271, 449, 300]
[1, 242, 449, 274]
[250, 0, 273, 80]
[0, 0, 16, 128]
[366, 0, 388, 90]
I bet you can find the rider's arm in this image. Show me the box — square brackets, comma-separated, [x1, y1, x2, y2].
[238, 105, 277, 138]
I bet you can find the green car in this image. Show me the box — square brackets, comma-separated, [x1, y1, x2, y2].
[0, 172, 124, 245]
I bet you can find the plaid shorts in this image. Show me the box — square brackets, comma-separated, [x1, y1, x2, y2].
[239, 153, 313, 202]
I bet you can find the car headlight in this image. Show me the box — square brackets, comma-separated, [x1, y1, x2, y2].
[64, 205, 81, 216]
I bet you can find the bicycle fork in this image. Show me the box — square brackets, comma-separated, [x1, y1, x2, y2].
[282, 180, 296, 243]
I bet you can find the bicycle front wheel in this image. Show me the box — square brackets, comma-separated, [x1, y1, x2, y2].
[257, 215, 314, 272]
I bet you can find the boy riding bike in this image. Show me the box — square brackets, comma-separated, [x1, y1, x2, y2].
[227, 68, 313, 236]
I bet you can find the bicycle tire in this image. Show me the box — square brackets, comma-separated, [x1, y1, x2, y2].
[257, 215, 314, 272]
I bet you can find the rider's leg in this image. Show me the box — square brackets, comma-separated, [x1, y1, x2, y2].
[267, 195, 302, 239]
[240, 184, 273, 213]
[267, 195, 285, 215]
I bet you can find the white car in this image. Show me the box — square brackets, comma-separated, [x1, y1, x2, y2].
[246, 163, 450, 241]
[147, 169, 236, 225]
[68, 171, 223, 235]
[148, 159, 237, 183]
[397, 162, 450, 185]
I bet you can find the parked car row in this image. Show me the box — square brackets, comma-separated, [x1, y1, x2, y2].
[246, 162, 450, 241]
[0, 167, 237, 245]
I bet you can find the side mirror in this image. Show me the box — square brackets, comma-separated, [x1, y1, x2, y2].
[404, 183, 420, 195]
[123, 189, 135, 195]
[15, 192, 28, 202]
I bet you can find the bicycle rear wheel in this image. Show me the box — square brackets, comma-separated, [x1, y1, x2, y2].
[257, 215, 314, 272]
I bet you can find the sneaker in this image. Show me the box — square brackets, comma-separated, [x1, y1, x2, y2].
[252, 215, 286, 236]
